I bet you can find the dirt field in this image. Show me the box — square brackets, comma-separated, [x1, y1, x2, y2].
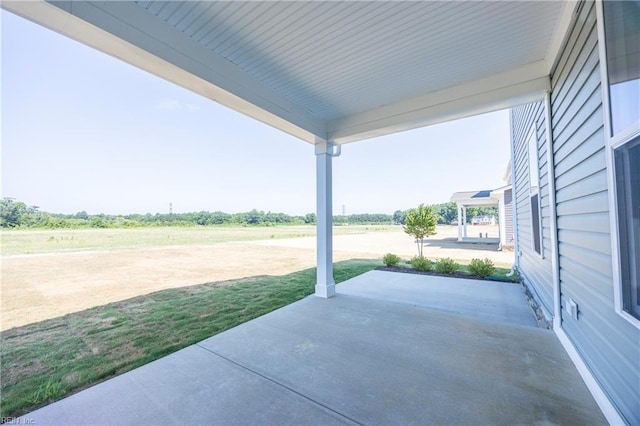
[1, 225, 512, 330]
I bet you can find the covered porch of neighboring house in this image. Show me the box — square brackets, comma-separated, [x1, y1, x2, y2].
[450, 183, 514, 249]
[450, 190, 500, 245]
[21, 271, 606, 425]
[450, 159, 515, 249]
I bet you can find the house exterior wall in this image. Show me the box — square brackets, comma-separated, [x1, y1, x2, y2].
[552, 2, 639, 422]
[511, 101, 555, 318]
[511, 1, 639, 423]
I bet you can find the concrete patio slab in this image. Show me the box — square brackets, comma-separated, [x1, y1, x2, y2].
[337, 270, 537, 327]
[199, 294, 604, 425]
[22, 273, 606, 425]
[20, 344, 352, 425]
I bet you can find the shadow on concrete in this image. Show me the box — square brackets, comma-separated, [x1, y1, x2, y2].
[420, 237, 501, 252]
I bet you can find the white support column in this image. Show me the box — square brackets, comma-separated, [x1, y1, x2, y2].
[457, 204, 463, 241]
[462, 207, 468, 238]
[315, 140, 338, 298]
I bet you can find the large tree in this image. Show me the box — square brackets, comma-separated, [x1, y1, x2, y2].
[403, 204, 438, 257]
[393, 210, 407, 225]
[0, 198, 38, 228]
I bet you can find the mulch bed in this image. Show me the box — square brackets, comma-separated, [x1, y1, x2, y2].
[375, 266, 515, 283]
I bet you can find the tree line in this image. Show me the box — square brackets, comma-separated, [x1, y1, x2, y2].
[0, 198, 393, 229]
[0, 198, 497, 230]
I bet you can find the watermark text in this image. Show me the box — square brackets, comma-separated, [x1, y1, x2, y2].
[1, 417, 35, 425]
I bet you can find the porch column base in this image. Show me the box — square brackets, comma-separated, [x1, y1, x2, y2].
[457, 204, 463, 242]
[315, 283, 336, 298]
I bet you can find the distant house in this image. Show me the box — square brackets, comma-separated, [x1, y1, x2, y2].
[450, 180, 513, 248]
[471, 215, 495, 225]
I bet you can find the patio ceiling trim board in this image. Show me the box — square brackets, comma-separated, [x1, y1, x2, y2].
[328, 64, 551, 144]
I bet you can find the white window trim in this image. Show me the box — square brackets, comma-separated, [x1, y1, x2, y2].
[527, 125, 544, 259]
[596, 0, 640, 329]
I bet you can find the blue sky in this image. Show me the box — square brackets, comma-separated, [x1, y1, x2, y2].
[1, 10, 510, 216]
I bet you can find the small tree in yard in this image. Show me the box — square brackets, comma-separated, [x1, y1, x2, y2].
[403, 204, 438, 257]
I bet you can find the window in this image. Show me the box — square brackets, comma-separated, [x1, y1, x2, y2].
[614, 137, 640, 320]
[602, 1, 640, 322]
[603, 1, 640, 139]
[527, 128, 543, 256]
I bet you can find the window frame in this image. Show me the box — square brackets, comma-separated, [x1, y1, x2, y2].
[597, 0, 640, 328]
[527, 126, 544, 258]
[614, 139, 640, 320]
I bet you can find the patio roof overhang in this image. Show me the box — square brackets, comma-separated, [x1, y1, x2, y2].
[1, 0, 579, 297]
[2, 1, 577, 145]
[451, 190, 499, 208]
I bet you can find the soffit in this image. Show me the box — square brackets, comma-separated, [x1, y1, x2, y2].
[137, 0, 562, 121]
[3, 0, 573, 143]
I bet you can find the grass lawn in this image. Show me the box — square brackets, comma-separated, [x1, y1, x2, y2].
[0, 259, 380, 418]
[0, 225, 396, 256]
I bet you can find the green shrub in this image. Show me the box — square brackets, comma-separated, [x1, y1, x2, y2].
[434, 257, 460, 275]
[509, 267, 520, 283]
[382, 253, 401, 267]
[468, 258, 495, 278]
[410, 256, 431, 272]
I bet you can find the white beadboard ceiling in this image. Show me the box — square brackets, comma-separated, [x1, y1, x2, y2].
[2, 1, 575, 144]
